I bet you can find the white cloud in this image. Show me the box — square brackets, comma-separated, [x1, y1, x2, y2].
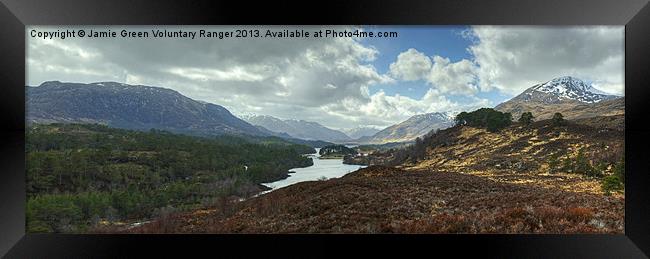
[389, 48, 432, 81]
[27, 26, 394, 129]
[388, 48, 479, 95]
[166, 66, 266, 82]
[427, 56, 478, 95]
[320, 88, 489, 128]
[385, 26, 624, 102]
[467, 26, 624, 95]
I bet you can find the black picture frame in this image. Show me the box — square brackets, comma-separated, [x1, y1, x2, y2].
[1, 0, 649, 258]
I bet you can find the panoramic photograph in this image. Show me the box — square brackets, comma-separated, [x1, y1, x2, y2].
[25, 25, 625, 233]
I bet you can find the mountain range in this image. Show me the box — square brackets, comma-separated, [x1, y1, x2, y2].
[495, 76, 623, 120]
[27, 76, 624, 145]
[241, 115, 352, 143]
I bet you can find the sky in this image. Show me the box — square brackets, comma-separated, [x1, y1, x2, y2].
[26, 25, 624, 130]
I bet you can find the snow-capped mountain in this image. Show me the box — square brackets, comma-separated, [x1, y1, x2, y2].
[495, 76, 623, 120]
[359, 112, 455, 144]
[524, 76, 618, 104]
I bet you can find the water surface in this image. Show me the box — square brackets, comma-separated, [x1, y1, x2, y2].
[261, 148, 366, 191]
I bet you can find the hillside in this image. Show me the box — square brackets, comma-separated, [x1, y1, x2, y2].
[128, 165, 623, 234]
[359, 112, 454, 144]
[400, 115, 624, 181]
[243, 115, 351, 142]
[27, 81, 267, 137]
[25, 123, 314, 233]
[495, 76, 622, 120]
[127, 114, 624, 234]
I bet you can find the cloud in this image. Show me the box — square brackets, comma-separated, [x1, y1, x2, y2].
[389, 48, 432, 81]
[27, 38, 125, 83]
[27, 26, 394, 129]
[166, 67, 265, 82]
[466, 26, 624, 95]
[427, 56, 478, 95]
[388, 48, 478, 95]
[27, 26, 623, 130]
[320, 88, 489, 128]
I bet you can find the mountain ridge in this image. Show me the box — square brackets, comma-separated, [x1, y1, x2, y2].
[359, 112, 455, 144]
[242, 114, 351, 142]
[27, 81, 268, 137]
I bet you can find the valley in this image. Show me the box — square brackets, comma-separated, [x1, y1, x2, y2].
[126, 113, 624, 234]
[25, 76, 626, 234]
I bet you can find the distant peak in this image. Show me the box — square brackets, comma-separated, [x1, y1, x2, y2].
[553, 75, 579, 81]
[542, 76, 589, 86]
[528, 76, 616, 103]
[532, 76, 586, 93]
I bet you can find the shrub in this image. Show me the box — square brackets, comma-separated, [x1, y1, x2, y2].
[548, 153, 560, 173]
[518, 112, 534, 125]
[613, 158, 625, 183]
[551, 113, 565, 127]
[561, 149, 602, 177]
[574, 149, 601, 177]
[601, 158, 625, 195]
[601, 175, 624, 195]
